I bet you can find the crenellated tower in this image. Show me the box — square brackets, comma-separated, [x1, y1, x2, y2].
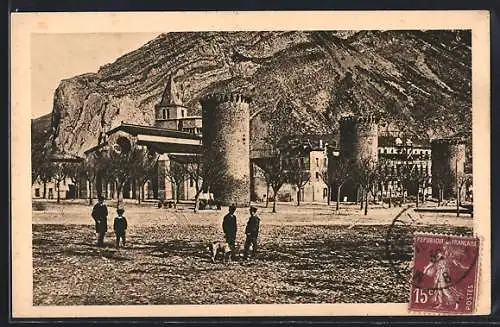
[201, 93, 251, 207]
[338, 115, 379, 202]
[340, 115, 379, 164]
[431, 137, 467, 199]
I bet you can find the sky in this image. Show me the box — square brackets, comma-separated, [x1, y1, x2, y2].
[30, 32, 159, 119]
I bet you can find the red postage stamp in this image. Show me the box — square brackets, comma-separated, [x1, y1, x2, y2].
[409, 233, 480, 314]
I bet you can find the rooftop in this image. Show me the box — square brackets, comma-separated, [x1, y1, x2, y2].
[106, 122, 202, 140]
[378, 135, 430, 148]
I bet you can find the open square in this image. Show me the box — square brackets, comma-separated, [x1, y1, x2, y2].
[33, 201, 472, 305]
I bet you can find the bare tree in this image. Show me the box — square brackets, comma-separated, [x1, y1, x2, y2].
[259, 154, 287, 213]
[165, 157, 187, 208]
[352, 157, 379, 216]
[80, 155, 99, 205]
[38, 161, 55, 199]
[375, 158, 392, 208]
[62, 162, 82, 200]
[52, 162, 68, 204]
[319, 166, 331, 206]
[181, 148, 227, 213]
[127, 147, 159, 204]
[414, 168, 430, 208]
[286, 156, 311, 206]
[433, 165, 453, 206]
[105, 148, 130, 208]
[324, 158, 353, 212]
[456, 172, 472, 217]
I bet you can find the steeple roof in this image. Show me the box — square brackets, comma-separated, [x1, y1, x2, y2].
[159, 75, 183, 106]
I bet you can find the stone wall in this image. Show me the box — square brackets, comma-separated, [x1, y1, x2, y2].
[201, 93, 250, 206]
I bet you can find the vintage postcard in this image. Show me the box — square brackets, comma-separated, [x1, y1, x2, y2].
[10, 11, 490, 317]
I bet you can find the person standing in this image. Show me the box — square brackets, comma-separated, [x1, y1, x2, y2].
[222, 204, 237, 256]
[113, 208, 128, 249]
[244, 206, 260, 260]
[91, 195, 108, 247]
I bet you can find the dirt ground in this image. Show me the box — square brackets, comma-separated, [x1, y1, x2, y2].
[32, 201, 473, 305]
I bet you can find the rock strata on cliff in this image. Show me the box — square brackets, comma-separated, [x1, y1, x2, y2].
[40, 30, 471, 156]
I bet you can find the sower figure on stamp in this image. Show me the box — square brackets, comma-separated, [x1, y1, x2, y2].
[244, 206, 260, 260]
[222, 204, 237, 258]
[113, 208, 128, 249]
[91, 195, 108, 247]
[423, 242, 468, 310]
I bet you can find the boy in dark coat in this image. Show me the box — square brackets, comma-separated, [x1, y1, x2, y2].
[222, 204, 237, 256]
[244, 206, 260, 260]
[91, 195, 108, 247]
[113, 208, 128, 249]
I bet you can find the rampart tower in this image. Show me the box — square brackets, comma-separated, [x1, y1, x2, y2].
[340, 115, 379, 164]
[201, 93, 251, 207]
[339, 115, 379, 201]
[431, 138, 467, 199]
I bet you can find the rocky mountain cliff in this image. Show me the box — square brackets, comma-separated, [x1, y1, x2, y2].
[39, 30, 471, 156]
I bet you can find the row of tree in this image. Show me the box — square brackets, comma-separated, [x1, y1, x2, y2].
[256, 151, 472, 216]
[32, 138, 227, 212]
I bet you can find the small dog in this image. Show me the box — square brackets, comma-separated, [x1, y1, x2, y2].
[207, 241, 232, 264]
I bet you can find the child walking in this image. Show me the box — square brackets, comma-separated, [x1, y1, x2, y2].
[113, 208, 128, 249]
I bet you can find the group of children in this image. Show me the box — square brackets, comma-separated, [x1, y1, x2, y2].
[91, 196, 261, 259]
[223, 204, 261, 260]
[91, 195, 128, 249]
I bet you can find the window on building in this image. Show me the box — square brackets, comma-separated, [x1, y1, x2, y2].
[35, 188, 40, 197]
[316, 158, 319, 167]
[181, 110, 185, 118]
[384, 149, 387, 154]
[167, 110, 170, 119]
[316, 172, 319, 179]
[189, 177, 194, 187]
[323, 188, 328, 198]
[162, 109, 166, 119]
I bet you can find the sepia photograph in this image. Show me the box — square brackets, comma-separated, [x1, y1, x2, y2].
[11, 11, 490, 317]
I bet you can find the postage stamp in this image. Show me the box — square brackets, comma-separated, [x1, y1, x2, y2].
[409, 233, 480, 314]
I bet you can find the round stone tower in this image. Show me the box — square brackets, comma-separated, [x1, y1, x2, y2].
[340, 115, 379, 164]
[201, 93, 251, 207]
[431, 138, 467, 199]
[338, 115, 379, 202]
